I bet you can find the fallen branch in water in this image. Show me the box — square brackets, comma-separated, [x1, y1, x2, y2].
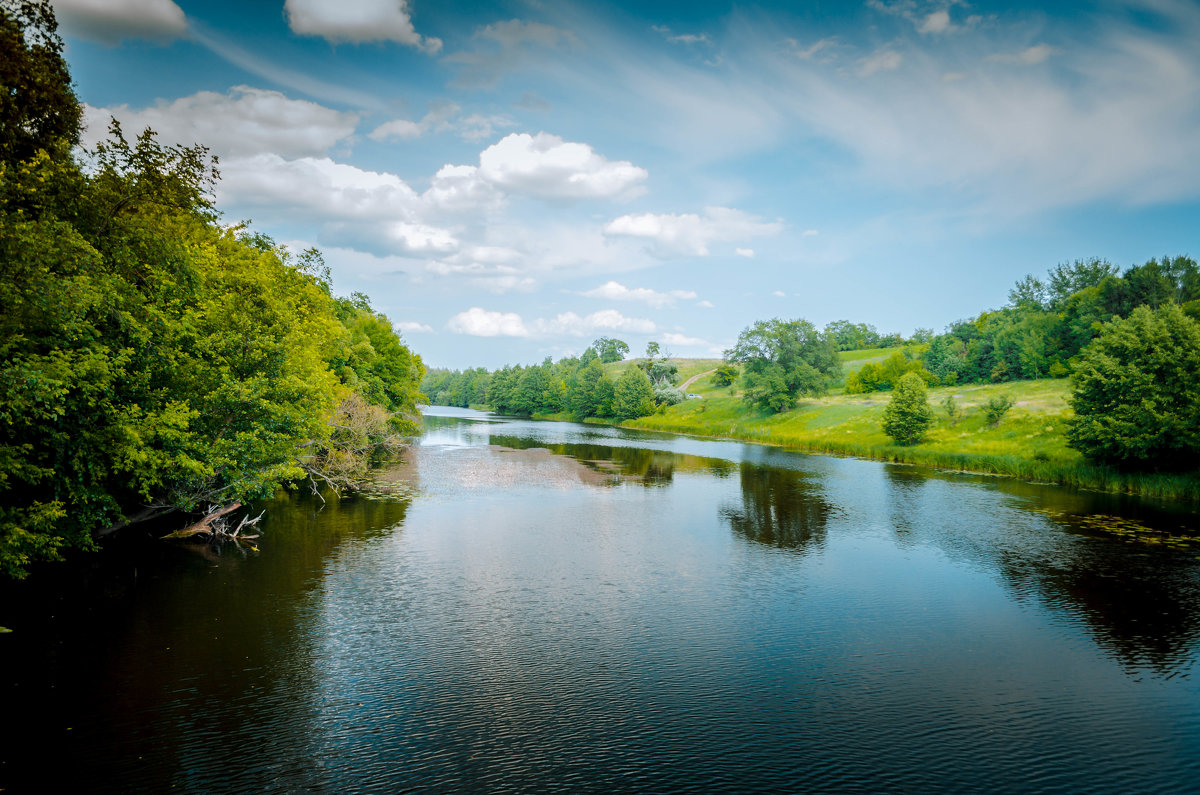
[162, 502, 263, 543]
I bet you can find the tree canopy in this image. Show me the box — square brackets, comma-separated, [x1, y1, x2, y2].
[0, 1, 425, 577]
[725, 318, 841, 412]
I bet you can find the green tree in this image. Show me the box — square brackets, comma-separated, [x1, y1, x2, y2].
[712, 363, 738, 387]
[1067, 304, 1200, 467]
[613, 366, 655, 420]
[593, 336, 629, 363]
[881, 372, 933, 445]
[726, 318, 840, 412]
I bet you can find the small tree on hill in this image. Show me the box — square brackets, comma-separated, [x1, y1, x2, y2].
[712, 363, 738, 387]
[613, 366, 655, 420]
[593, 336, 629, 363]
[882, 372, 933, 445]
[1068, 303, 1200, 467]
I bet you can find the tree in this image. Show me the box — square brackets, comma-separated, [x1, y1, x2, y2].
[613, 366, 655, 420]
[593, 336, 629, 363]
[712, 363, 738, 387]
[882, 372, 933, 445]
[1067, 304, 1200, 467]
[725, 318, 840, 412]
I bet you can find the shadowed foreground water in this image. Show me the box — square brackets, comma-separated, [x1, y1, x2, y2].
[3, 406, 1200, 792]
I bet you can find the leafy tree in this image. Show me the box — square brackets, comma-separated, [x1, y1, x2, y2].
[726, 318, 840, 412]
[712, 363, 738, 387]
[613, 366, 656, 420]
[593, 336, 629, 363]
[881, 372, 933, 445]
[1067, 304, 1200, 467]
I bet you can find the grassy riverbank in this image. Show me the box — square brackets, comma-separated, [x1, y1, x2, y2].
[616, 363, 1200, 502]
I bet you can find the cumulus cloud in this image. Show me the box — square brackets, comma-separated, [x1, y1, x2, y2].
[422, 164, 505, 213]
[697, 300, 715, 308]
[394, 321, 434, 334]
[604, 206, 783, 257]
[81, 86, 358, 158]
[477, 132, 648, 200]
[735, 248, 755, 258]
[579, 281, 697, 308]
[446, 19, 577, 88]
[368, 103, 514, 143]
[216, 154, 421, 221]
[448, 308, 529, 337]
[284, 0, 442, 52]
[448, 307, 654, 337]
[801, 229, 819, 237]
[53, 0, 187, 44]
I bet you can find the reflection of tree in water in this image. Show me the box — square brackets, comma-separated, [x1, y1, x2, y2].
[720, 462, 833, 552]
[998, 519, 1200, 674]
[890, 465, 1200, 674]
[486, 435, 735, 487]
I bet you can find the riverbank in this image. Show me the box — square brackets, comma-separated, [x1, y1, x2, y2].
[619, 377, 1200, 502]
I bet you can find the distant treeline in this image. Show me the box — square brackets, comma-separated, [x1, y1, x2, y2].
[423, 343, 683, 421]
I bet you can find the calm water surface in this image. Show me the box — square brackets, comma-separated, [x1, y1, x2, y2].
[4, 406, 1200, 792]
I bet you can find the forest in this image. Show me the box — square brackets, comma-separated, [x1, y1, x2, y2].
[0, 2, 425, 578]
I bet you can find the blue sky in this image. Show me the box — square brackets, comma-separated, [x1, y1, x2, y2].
[54, 0, 1200, 368]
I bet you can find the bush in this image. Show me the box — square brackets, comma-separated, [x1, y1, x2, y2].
[882, 372, 933, 445]
[984, 395, 1014, 425]
[1068, 304, 1200, 467]
[653, 384, 684, 406]
[941, 395, 960, 423]
[712, 363, 738, 387]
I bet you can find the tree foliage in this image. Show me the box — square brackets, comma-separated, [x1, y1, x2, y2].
[725, 318, 840, 412]
[0, 2, 424, 577]
[881, 373, 933, 445]
[613, 366, 656, 420]
[592, 336, 629, 363]
[1067, 304, 1200, 467]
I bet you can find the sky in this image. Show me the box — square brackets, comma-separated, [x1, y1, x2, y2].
[52, 0, 1200, 369]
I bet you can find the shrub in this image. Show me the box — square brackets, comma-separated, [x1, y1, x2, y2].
[984, 395, 1014, 425]
[712, 363, 738, 387]
[653, 384, 684, 406]
[882, 372, 933, 445]
[941, 395, 960, 423]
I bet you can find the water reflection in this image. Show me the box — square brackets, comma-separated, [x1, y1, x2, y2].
[720, 462, 834, 552]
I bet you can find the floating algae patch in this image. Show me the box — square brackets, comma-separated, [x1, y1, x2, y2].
[1036, 508, 1200, 550]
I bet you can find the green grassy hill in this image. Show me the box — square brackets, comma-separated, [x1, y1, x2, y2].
[611, 356, 1199, 501]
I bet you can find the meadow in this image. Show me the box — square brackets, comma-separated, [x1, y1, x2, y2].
[614, 356, 1200, 502]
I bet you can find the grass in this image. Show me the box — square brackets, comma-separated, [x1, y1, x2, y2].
[620, 370, 1200, 502]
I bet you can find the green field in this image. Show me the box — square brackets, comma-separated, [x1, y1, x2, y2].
[616, 361, 1200, 502]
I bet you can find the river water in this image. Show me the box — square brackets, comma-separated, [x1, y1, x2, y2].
[3, 406, 1200, 792]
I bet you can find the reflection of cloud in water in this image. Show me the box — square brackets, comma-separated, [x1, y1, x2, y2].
[413, 444, 619, 493]
[720, 462, 834, 553]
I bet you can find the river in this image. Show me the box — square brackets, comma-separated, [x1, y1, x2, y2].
[3, 406, 1200, 792]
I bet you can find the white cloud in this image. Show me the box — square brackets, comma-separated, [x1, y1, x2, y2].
[216, 154, 422, 221]
[448, 308, 530, 337]
[858, 49, 903, 77]
[801, 229, 820, 237]
[579, 281, 697, 308]
[53, 0, 186, 44]
[368, 119, 424, 141]
[81, 86, 358, 158]
[395, 321, 434, 334]
[422, 165, 505, 212]
[918, 10, 951, 35]
[533, 309, 655, 337]
[735, 247, 755, 258]
[772, 290, 786, 297]
[697, 300, 715, 308]
[987, 45, 1055, 65]
[790, 37, 838, 62]
[458, 113, 517, 141]
[652, 26, 710, 45]
[447, 307, 654, 338]
[604, 206, 783, 257]
[477, 132, 648, 200]
[284, 0, 442, 52]
[661, 332, 709, 347]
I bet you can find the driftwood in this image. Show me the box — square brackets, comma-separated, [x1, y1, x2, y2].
[162, 502, 263, 542]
